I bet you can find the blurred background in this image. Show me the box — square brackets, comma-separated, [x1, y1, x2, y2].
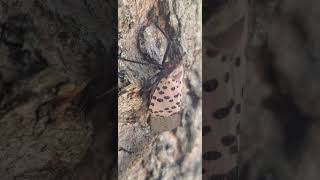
[241, 0, 320, 179]
[0, 0, 117, 179]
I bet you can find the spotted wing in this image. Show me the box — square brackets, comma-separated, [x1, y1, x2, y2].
[148, 65, 183, 133]
[149, 65, 183, 117]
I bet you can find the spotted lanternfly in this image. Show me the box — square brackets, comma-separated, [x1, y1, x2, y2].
[119, 23, 184, 133]
[147, 60, 183, 133]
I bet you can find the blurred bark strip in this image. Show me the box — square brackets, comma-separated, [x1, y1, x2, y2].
[118, 0, 201, 179]
[0, 0, 117, 180]
[240, 0, 320, 179]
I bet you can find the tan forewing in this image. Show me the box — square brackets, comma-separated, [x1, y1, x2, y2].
[149, 65, 183, 117]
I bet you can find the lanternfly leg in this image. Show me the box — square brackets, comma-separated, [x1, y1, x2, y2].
[118, 56, 163, 69]
[77, 82, 117, 120]
[95, 86, 118, 100]
[140, 70, 163, 92]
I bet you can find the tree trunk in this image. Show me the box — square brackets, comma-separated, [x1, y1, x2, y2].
[118, 0, 201, 179]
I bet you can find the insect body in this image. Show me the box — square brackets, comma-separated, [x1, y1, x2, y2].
[120, 23, 184, 133]
[147, 60, 183, 133]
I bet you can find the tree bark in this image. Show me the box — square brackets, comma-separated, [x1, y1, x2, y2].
[118, 0, 201, 179]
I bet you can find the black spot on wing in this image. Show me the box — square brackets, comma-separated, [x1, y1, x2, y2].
[229, 145, 238, 154]
[213, 107, 230, 119]
[206, 48, 219, 57]
[203, 151, 222, 160]
[224, 72, 230, 83]
[203, 79, 218, 92]
[221, 135, 236, 146]
[157, 98, 163, 102]
[203, 125, 211, 136]
[235, 56, 241, 67]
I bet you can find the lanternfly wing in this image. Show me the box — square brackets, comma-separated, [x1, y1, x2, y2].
[148, 64, 183, 132]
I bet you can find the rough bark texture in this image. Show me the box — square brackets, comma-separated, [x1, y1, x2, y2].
[118, 0, 201, 179]
[0, 0, 117, 180]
